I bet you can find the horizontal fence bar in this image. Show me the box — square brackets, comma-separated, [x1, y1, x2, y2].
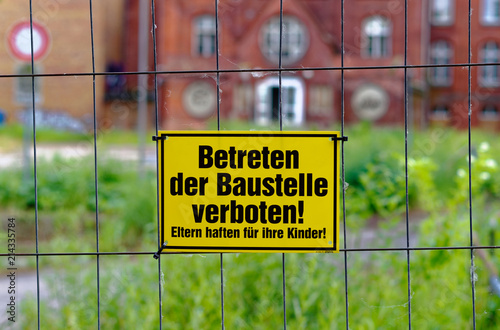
[0, 62, 498, 79]
[3, 245, 500, 257]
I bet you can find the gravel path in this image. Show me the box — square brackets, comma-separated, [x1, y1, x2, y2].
[0, 271, 49, 327]
[0, 144, 156, 168]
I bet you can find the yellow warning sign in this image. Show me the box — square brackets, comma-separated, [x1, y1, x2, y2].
[155, 131, 342, 253]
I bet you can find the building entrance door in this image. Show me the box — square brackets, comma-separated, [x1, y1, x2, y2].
[255, 77, 304, 126]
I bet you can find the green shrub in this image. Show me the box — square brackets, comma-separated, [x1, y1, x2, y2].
[2, 125, 500, 328]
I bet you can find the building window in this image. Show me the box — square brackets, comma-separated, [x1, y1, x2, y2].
[482, 0, 500, 25]
[105, 63, 126, 101]
[351, 84, 389, 121]
[182, 81, 216, 118]
[193, 15, 216, 57]
[480, 42, 499, 86]
[480, 105, 499, 120]
[362, 16, 391, 58]
[431, 0, 454, 25]
[431, 105, 450, 120]
[232, 84, 253, 116]
[309, 85, 333, 116]
[260, 16, 308, 65]
[430, 41, 453, 86]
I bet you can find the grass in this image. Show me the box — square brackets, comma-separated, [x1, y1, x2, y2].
[14, 248, 496, 329]
[1, 122, 499, 328]
[0, 123, 154, 151]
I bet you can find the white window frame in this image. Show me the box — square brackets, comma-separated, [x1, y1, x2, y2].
[479, 41, 499, 86]
[193, 15, 216, 57]
[259, 15, 309, 65]
[255, 77, 304, 126]
[431, 105, 450, 120]
[362, 16, 391, 59]
[429, 40, 453, 86]
[480, 105, 499, 120]
[431, 0, 454, 26]
[482, 0, 500, 25]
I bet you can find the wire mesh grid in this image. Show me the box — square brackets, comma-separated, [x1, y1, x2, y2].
[1, 0, 499, 328]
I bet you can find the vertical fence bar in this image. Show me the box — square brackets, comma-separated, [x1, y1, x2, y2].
[467, 0, 477, 328]
[27, 1, 41, 328]
[403, 0, 412, 328]
[278, 0, 284, 132]
[282, 253, 287, 330]
[340, 0, 349, 328]
[220, 253, 224, 329]
[215, 0, 221, 132]
[278, 1, 287, 329]
[149, 0, 163, 329]
[214, 1, 225, 328]
[87, 0, 101, 328]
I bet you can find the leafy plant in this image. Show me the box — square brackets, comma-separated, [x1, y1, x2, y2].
[2, 125, 500, 328]
[358, 155, 406, 217]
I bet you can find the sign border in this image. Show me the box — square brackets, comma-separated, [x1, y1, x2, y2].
[7, 21, 51, 62]
[156, 131, 342, 253]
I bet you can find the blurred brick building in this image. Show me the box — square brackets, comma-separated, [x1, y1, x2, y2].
[428, 0, 500, 130]
[149, 0, 429, 129]
[142, 0, 499, 130]
[1, 0, 499, 131]
[0, 0, 127, 129]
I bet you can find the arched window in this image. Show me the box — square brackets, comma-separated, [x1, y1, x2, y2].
[430, 40, 453, 86]
[362, 16, 391, 58]
[431, 0, 454, 25]
[482, 0, 500, 25]
[479, 41, 499, 86]
[260, 16, 308, 65]
[193, 15, 216, 57]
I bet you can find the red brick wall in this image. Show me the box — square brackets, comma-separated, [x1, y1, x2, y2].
[0, 0, 124, 127]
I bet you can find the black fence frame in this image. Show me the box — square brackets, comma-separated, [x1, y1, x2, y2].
[1, 0, 495, 329]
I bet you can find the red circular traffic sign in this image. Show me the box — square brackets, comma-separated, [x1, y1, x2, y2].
[7, 21, 50, 62]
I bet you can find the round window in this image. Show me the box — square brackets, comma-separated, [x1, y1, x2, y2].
[351, 84, 389, 121]
[182, 82, 216, 119]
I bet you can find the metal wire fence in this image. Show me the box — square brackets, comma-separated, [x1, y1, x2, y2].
[1, 0, 499, 329]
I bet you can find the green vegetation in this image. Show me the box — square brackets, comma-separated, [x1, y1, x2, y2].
[1, 123, 499, 328]
[0, 124, 153, 152]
